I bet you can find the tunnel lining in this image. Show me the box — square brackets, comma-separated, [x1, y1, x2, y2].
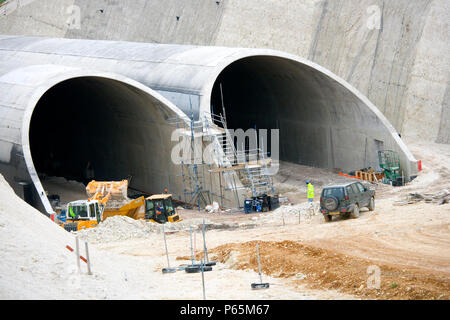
[0, 42, 419, 212]
[19, 67, 189, 213]
[206, 54, 418, 175]
[30, 77, 155, 186]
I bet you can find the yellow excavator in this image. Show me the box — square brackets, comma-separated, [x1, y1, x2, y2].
[57, 180, 182, 232]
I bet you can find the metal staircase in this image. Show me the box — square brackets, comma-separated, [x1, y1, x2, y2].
[239, 148, 275, 198]
[167, 102, 276, 209]
[205, 112, 275, 199]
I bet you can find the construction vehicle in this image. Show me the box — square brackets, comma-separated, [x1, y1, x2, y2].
[56, 180, 181, 231]
[144, 194, 182, 223]
[378, 150, 403, 186]
[86, 180, 145, 220]
[59, 199, 102, 232]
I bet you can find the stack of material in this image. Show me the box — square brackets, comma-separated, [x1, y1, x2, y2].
[354, 168, 382, 182]
[76, 215, 215, 243]
[86, 180, 128, 199]
[394, 190, 450, 206]
[205, 202, 220, 213]
[253, 202, 319, 225]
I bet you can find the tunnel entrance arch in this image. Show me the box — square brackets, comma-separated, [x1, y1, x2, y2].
[0, 39, 419, 212]
[209, 55, 414, 174]
[13, 68, 189, 214]
[30, 77, 166, 186]
[27, 76, 186, 212]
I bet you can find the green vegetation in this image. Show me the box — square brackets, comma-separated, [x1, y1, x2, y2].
[390, 282, 398, 289]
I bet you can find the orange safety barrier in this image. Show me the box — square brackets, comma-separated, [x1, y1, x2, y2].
[66, 245, 88, 264]
[338, 172, 360, 179]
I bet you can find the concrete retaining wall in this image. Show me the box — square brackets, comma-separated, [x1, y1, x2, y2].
[1, 0, 447, 143]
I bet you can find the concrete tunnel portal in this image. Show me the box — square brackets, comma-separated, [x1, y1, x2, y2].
[30, 60, 380, 187]
[0, 36, 419, 214]
[28, 76, 184, 206]
[210, 55, 405, 172]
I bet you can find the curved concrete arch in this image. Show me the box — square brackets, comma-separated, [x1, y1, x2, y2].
[0, 36, 420, 212]
[197, 50, 418, 176]
[200, 49, 396, 131]
[0, 64, 189, 214]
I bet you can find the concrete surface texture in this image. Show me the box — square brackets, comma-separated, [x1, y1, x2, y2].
[0, 0, 448, 143]
[0, 35, 418, 214]
[0, 62, 189, 213]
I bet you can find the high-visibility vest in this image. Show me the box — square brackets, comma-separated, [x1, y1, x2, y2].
[307, 183, 314, 198]
[69, 207, 76, 218]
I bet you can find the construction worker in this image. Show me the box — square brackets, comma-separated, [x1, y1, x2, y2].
[156, 204, 164, 216]
[155, 204, 165, 223]
[58, 209, 67, 223]
[306, 180, 314, 203]
[69, 206, 76, 219]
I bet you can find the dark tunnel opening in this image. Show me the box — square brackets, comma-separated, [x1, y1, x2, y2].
[211, 57, 278, 159]
[32, 78, 99, 184]
[210, 56, 382, 171]
[211, 56, 323, 166]
[29, 77, 169, 197]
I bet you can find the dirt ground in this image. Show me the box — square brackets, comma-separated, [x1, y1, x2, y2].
[6, 138, 444, 300]
[80, 138, 449, 300]
[172, 195, 449, 300]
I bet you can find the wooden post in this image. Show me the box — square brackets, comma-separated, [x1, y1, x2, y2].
[162, 224, 170, 268]
[256, 244, 263, 284]
[75, 236, 81, 274]
[189, 226, 195, 265]
[85, 242, 92, 275]
[201, 259, 206, 300]
[219, 171, 224, 208]
[194, 231, 197, 260]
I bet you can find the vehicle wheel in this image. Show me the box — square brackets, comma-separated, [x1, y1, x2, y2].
[324, 214, 332, 222]
[368, 197, 375, 211]
[350, 204, 360, 219]
[323, 196, 339, 211]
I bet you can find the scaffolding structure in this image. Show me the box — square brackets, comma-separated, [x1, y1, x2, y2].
[168, 113, 215, 211]
[238, 147, 275, 198]
[204, 111, 276, 203]
[167, 97, 275, 210]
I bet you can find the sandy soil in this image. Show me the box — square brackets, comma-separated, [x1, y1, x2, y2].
[0, 139, 448, 300]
